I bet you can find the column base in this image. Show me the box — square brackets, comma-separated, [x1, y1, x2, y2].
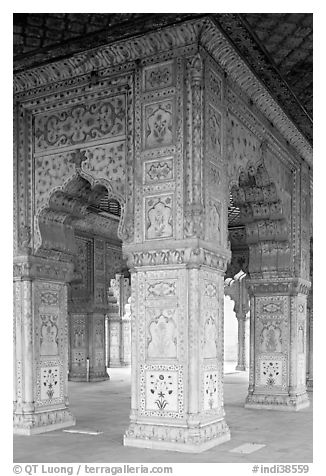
[107, 362, 123, 368]
[124, 419, 230, 453]
[245, 391, 310, 411]
[14, 408, 76, 435]
[69, 370, 109, 382]
[235, 364, 248, 371]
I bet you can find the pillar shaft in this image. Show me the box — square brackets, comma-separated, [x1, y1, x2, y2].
[13, 256, 75, 435]
[123, 247, 231, 452]
[245, 278, 310, 411]
[236, 314, 249, 371]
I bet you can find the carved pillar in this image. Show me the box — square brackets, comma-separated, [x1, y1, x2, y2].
[236, 277, 250, 371]
[107, 274, 131, 367]
[89, 238, 108, 380]
[13, 256, 76, 435]
[107, 288, 122, 367]
[121, 296, 132, 366]
[224, 276, 250, 371]
[306, 306, 313, 390]
[245, 279, 310, 411]
[306, 237, 313, 390]
[123, 52, 230, 452]
[68, 235, 108, 381]
[235, 313, 250, 371]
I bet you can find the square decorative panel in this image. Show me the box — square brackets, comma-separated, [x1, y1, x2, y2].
[143, 61, 174, 91]
[144, 157, 174, 183]
[139, 364, 184, 418]
[146, 370, 178, 412]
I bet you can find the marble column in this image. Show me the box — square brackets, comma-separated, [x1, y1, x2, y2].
[13, 255, 75, 435]
[106, 289, 122, 367]
[122, 51, 231, 452]
[306, 306, 313, 391]
[68, 235, 108, 382]
[107, 274, 131, 367]
[123, 250, 230, 452]
[245, 278, 310, 411]
[235, 312, 250, 371]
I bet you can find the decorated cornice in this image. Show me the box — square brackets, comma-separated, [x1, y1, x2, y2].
[13, 20, 203, 94]
[211, 14, 312, 144]
[200, 19, 312, 166]
[13, 17, 312, 166]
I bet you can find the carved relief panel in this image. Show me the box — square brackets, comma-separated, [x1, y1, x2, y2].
[146, 309, 178, 360]
[33, 281, 67, 407]
[34, 94, 126, 153]
[143, 61, 174, 92]
[144, 157, 174, 183]
[143, 100, 174, 150]
[145, 194, 174, 240]
[254, 296, 289, 391]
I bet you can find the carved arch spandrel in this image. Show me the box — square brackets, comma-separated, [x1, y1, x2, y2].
[35, 173, 126, 260]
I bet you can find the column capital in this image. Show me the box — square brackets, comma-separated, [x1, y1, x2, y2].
[13, 254, 74, 282]
[123, 240, 231, 272]
[246, 277, 311, 296]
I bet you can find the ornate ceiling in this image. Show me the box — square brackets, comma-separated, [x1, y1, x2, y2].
[13, 13, 312, 144]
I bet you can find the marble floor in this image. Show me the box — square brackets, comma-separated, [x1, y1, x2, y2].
[13, 366, 313, 463]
